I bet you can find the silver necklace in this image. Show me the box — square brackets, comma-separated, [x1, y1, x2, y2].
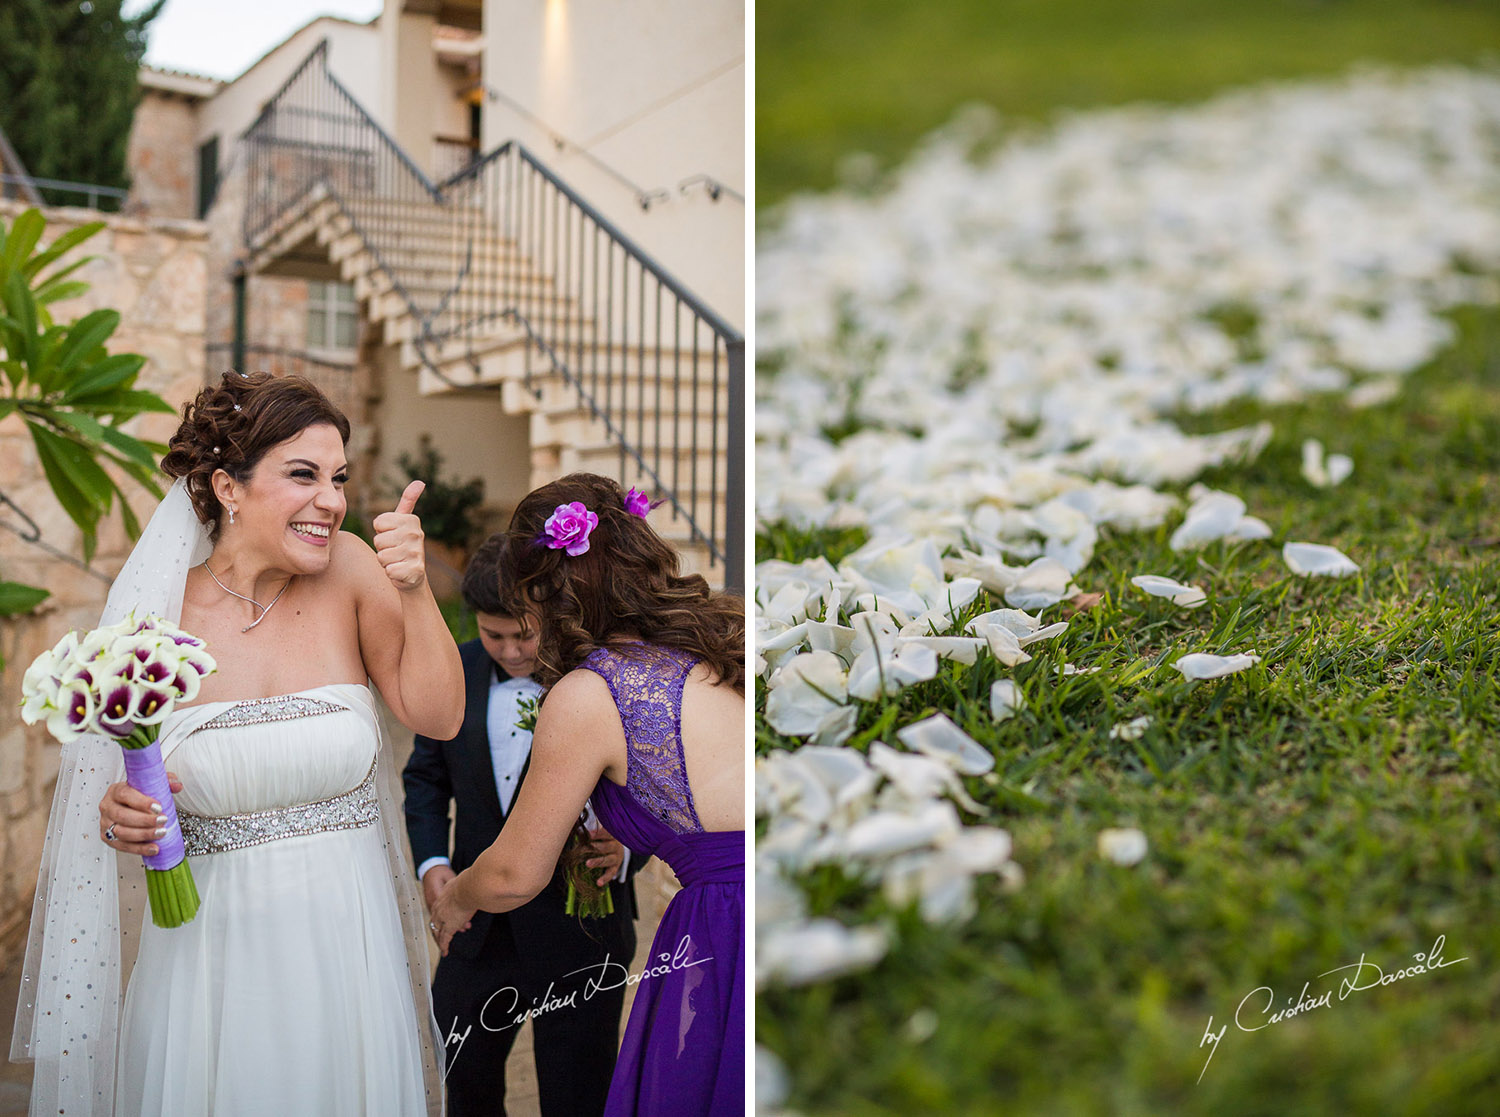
[202, 562, 292, 632]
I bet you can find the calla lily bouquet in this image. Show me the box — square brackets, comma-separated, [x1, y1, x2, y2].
[20, 615, 216, 928]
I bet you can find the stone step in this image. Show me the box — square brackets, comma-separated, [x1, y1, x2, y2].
[327, 227, 533, 271]
[498, 372, 732, 416]
[405, 321, 728, 372]
[530, 410, 724, 458]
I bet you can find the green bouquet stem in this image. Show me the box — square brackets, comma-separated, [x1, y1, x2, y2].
[121, 727, 200, 928]
[565, 877, 616, 919]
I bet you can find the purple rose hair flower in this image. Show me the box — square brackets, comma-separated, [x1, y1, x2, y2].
[624, 488, 652, 518]
[543, 501, 599, 556]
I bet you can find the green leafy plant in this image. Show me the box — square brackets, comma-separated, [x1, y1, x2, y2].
[0, 207, 174, 637]
[393, 440, 485, 549]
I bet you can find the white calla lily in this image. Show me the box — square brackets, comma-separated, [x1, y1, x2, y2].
[44, 679, 96, 744]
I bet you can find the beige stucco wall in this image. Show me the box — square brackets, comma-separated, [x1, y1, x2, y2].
[0, 201, 208, 965]
[382, 7, 447, 178]
[368, 346, 532, 534]
[478, 0, 744, 330]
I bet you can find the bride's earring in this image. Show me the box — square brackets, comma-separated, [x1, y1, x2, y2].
[228, 505, 236, 525]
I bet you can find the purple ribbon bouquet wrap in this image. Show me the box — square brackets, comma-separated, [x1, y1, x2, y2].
[20, 613, 216, 927]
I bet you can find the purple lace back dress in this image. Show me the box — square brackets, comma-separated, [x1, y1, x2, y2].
[579, 644, 745, 1116]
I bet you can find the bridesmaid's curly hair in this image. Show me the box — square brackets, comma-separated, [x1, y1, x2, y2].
[160, 371, 351, 539]
[498, 473, 745, 694]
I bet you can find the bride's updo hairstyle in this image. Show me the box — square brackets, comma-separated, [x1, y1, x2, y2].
[161, 371, 351, 538]
[499, 472, 744, 694]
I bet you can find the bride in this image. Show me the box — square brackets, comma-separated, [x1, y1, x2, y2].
[11, 371, 462, 1116]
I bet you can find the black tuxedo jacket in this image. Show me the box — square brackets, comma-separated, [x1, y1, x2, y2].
[402, 638, 640, 963]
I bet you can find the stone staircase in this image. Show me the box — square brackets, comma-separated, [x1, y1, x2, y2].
[244, 184, 734, 583]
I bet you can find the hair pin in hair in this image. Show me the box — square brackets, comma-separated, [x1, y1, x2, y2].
[233, 403, 242, 412]
[213, 446, 222, 455]
[541, 501, 598, 556]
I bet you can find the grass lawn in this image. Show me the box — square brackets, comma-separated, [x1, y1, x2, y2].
[756, 306, 1500, 1113]
[757, 0, 1500, 209]
[755, 3, 1500, 1112]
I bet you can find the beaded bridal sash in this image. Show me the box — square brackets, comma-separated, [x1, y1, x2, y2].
[177, 694, 380, 856]
[179, 760, 380, 855]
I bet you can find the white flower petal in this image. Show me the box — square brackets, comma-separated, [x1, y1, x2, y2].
[1018, 620, 1070, 646]
[1004, 556, 1076, 610]
[846, 640, 940, 701]
[942, 550, 1022, 594]
[755, 1046, 791, 1111]
[1173, 651, 1262, 680]
[897, 636, 986, 665]
[1108, 715, 1153, 740]
[754, 869, 808, 928]
[989, 679, 1023, 721]
[938, 826, 1013, 872]
[1131, 574, 1207, 609]
[1098, 828, 1148, 866]
[1283, 541, 1360, 577]
[764, 651, 850, 738]
[757, 918, 889, 987]
[805, 619, 856, 655]
[965, 608, 1043, 639]
[867, 742, 985, 814]
[896, 713, 995, 775]
[843, 803, 960, 859]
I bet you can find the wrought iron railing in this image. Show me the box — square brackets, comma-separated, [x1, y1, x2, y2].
[240, 41, 743, 589]
[433, 137, 481, 183]
[205, 342, 360, 421]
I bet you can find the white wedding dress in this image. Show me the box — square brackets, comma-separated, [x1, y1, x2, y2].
[114, 683, 427, 1115]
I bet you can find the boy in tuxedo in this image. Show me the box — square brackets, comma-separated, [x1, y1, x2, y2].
[403, 533, 642, 1116]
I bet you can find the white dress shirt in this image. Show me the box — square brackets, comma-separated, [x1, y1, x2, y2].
[488, 673, 542, 815]
[417, 666, 629, 881]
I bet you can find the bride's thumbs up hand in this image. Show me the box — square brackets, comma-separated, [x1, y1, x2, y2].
[373, 480, 428, 592]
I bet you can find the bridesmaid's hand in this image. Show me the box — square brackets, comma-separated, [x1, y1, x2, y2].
[430, 875, 475, 955]
[586, 826, 625, 886]
[99, 772, 183, 856]
[373, 480, 428, 593]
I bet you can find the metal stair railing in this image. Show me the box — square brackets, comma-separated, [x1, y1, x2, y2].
[240, 40, 743, 591]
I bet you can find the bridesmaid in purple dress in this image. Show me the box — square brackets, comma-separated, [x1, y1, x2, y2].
[432, 473, 745, 1116]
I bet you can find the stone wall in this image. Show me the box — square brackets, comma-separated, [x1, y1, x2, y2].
[0, 201, 208, 968]
[124, 90, 200, 221]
